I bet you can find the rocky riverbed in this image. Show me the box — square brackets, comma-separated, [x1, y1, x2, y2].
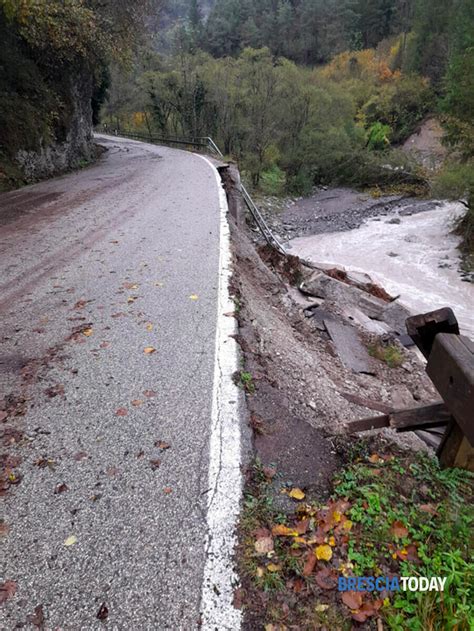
[257, 188, 474, 337]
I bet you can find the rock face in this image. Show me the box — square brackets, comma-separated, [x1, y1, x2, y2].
[15, 75, 94, 182]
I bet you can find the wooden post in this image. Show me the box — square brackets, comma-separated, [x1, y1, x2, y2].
[427, 334, 474, 470]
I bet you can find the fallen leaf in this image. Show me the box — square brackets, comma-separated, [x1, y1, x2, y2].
[232, 587, 244, 610]
[262, 466, 276, 480]
[302, 552, 316, 576]
[123, 282, 139, 290]
[295, 518, 309, 535]
[272, 524, 297, 537]
[149, 459, 161, 470]
[315, 544, 333, 561]
[405, 543, 420, 562]
[131, 399, 144, 407]
[146, 323, 153, 331]
[45, 384, 65, 398]
[368, 453, 384, 464]
[255, 536, 274, 555]
[144, 346, 156, 354]
[74, 451, 88, 461]
[342, 590, 363, 610]
[27, 604, 44, 627]
[100, 342, 110, 349]
[0, 411, 7, 422]
[289, 487, 305, 501]
[351, 600, 380, 622]
[82, 328, 93, 337]
[189, 294, 199, 300]
[0, 522, 9, 536]
[143, 389, 156, 398]
[54, 483, 68, 494]
[315, 568, 338, 590]
[97, 602, 108, 620]
[0, 580, 16, 605]
[267, 563, 281, 572]
[115, 408, 128, 417]
[293, 578, 305, 593]
[315, 604, 329, 613]
[35, 457, 56, 470]
[163, 487, 172, 494]
[391, 520, 408, 538]
[256, 567, 264, 578]
[419, 503, 437, 515]
[155, 440, 170, 450]
[342, 519, 353, 531]
[64, 535, 77, 546]
[328, 535, 336, 546]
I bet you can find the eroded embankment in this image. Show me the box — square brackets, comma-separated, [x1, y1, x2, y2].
[229, 216, 438, 486]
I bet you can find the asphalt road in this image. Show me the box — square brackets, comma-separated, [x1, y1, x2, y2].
[0, 136, 240, 629]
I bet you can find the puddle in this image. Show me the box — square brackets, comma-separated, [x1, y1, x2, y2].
[289, 202, 474, 338]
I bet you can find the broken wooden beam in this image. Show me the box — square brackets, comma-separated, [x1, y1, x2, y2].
[406, 307, 459, 359]
[426, 333, 474, 445]
[343, 401, 450, 434]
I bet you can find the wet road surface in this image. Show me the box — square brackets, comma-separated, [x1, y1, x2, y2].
[0, 136, 234, 629]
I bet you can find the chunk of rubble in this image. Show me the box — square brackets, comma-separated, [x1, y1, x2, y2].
[299, 271, 411, 335]
[324, 319, 377, 374]
[300, 271, 387, 318]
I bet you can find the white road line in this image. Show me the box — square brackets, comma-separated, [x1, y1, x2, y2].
[196, 155, 243, 631]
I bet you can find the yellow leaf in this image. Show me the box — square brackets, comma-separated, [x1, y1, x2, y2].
[272, 524, 298, 537]
[342, 519, 353, 531]
[144, 347, 156, 354]
[146, 323, 153, 332]
[368, 453, 383, 464]
[328, 536, 336, 547]
[64, 535, 77, 546]
[82, 328, 93, 337]
[127, 297, 136, 304]
[256, 567, 265, 578]
[189, 294, 199, 301]
[289, 488, 305, 501]
[315, 544, 333, 561]
[267, 563, 281, 572]
[315, 604, 329, 612]
[333, 510, 342, 523]
[383, 597, 390, 607]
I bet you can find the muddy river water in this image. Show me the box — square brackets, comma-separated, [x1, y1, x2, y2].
[288, 201, 474, 338]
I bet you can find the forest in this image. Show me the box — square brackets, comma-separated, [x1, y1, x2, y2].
[104, 1, 472, 212]
[1, 0, 473, 257]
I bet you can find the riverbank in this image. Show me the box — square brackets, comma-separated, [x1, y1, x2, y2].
[257, 189, 474, 338]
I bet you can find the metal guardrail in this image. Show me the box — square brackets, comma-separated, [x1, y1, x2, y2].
[104, 128, 286, 255]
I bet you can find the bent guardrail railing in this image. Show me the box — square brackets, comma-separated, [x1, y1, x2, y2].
[101, 128, 286, 255]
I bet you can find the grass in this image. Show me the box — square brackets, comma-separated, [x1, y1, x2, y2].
[238, 444, 473, 630]
[368, 342, 404, 368]
[239, 371, 255, 394]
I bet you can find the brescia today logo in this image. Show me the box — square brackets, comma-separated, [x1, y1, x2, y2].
[338, 576, 447, 592]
